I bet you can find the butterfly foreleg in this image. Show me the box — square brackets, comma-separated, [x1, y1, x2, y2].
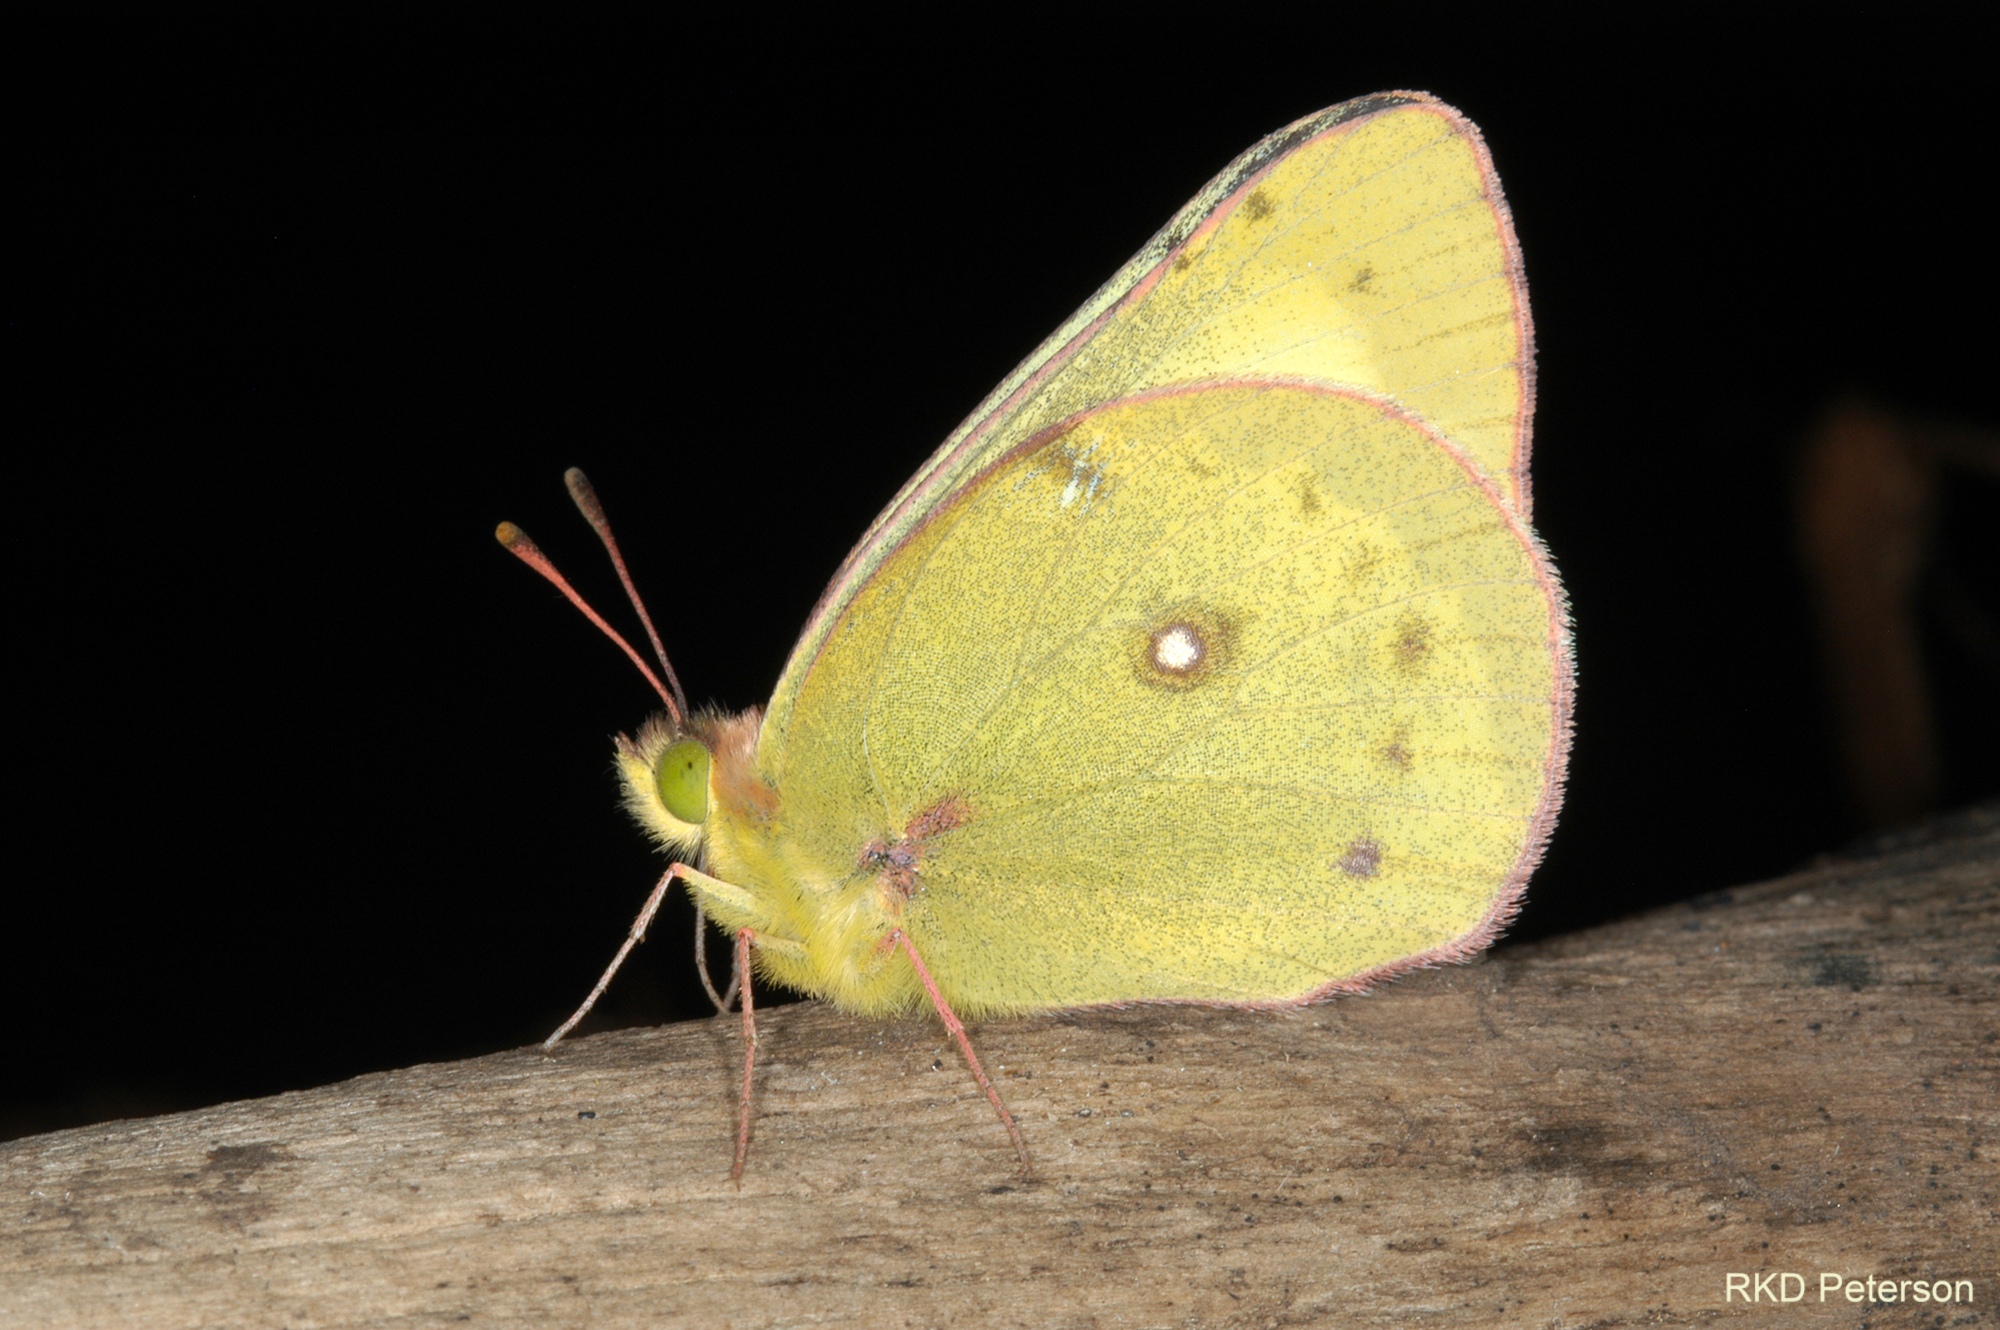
[541, 863, 678, 1050]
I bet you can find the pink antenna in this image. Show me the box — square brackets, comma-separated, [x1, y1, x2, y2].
[563, 468, 689, 720]
[495, 518, 683, 727]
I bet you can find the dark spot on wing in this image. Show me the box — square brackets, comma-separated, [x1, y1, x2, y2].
[1341, 538, 1387, 589]
[1393, 614, 1433, 674]
[1338, 838, 1383, 878]
[907, 794, 971, 841]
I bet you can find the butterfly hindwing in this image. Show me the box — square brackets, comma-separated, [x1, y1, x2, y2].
[768, 383, 1567, 1014]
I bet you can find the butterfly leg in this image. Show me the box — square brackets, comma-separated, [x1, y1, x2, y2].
[731, 927, 758, 1183]
[888, 930, 1032, 1180]
[691, 899, 740, 1014]
[541, 863, 677, 1050]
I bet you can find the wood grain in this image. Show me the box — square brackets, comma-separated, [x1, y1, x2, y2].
[5, 811, 1996, 1327]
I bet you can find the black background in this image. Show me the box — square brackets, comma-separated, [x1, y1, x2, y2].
[12, 13, 1997, 1141]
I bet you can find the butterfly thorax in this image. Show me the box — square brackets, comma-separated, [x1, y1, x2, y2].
[616, 708, 929, 1016]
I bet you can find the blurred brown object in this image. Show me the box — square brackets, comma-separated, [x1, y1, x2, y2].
[1797, 397, 2000, 827]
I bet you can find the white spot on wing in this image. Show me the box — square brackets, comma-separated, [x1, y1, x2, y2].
[1056, 440, 1105, 511]
[1154, 624, 1201, 671]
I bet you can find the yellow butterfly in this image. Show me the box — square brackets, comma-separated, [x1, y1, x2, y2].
[501, 91, 1573, 1179]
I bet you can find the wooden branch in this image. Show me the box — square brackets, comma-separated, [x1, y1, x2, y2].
[6, 812, 1996, 1327]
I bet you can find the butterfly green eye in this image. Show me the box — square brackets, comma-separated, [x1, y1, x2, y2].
[655, 738, 711, 824]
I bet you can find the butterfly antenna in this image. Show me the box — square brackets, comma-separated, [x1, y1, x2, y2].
[495, 520, 684, 726]
[563, 468, 690, 721]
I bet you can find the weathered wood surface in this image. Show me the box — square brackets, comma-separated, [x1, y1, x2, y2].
[5, 813, 1996, 1328]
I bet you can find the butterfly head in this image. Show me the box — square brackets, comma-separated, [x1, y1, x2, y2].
[615, 707, 767, 861]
